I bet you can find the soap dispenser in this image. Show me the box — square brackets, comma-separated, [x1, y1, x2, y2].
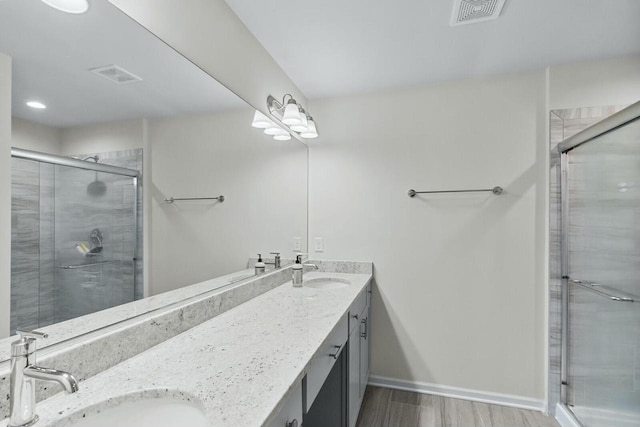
[292, 255, 304, 287]
[255, 254, 266, 275]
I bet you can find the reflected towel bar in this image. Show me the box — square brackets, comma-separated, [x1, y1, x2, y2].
[164, 195, 225, 203]
[58, 261, 117, 270]
[408, 186, 503, 197]
[570, 279, 635, 302]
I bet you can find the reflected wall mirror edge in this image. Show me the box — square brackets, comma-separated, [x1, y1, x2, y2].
[0, 0, 308, 353]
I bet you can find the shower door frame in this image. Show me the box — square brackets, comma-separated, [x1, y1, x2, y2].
[557, 100, 640, 425]
[11, 147, 140, 178]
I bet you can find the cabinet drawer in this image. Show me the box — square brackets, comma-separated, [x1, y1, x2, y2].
[267, 383, 303, 427]
[305, 314, 348, 412]
[349, 287, 368, 334]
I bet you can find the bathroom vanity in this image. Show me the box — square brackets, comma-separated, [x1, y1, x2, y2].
[0, 263, 373, 427]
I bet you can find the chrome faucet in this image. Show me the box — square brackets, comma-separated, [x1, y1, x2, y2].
[9, 331, 79, 427]
[264, 252, 281, 269]
[303, 263, 319, 270]
[296, 253, 319, 271]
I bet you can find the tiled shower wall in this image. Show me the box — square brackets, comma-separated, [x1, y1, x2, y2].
[548, 105, 626, 413]
[10, 149, 142, 334]
[10, 160, 55, 332]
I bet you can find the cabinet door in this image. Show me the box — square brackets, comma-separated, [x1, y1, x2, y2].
[348, 327, 360, 427]
[359, 309, 370, 398]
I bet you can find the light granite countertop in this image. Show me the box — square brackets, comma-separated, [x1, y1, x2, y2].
[2, 271, 372, 427]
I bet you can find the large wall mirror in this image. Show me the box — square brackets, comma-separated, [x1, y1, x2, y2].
[0, 0, 308, 346]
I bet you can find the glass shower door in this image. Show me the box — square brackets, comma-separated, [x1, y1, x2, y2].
[565, 117, 640, 426]
[53, 164, 137, 322]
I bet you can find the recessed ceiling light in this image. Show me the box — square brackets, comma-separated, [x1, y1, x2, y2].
[40, 0, 89, 14]
[26, 101, 47, 110]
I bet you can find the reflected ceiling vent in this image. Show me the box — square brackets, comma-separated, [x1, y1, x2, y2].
[450, 0, 506, 26]
[89, 65, 142, 84]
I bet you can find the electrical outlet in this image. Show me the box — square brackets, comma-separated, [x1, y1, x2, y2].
[293, 237, 302, 252]
[314, 237, 324, 252]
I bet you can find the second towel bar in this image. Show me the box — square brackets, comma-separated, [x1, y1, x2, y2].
[408, 186, 503, 197]
[164, 195, 225, 203]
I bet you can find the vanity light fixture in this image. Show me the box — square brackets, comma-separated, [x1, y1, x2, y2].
[257, 94, 319, 141]
[41, 0, 89, 14]
[26, 101, 47, 109]
[290, 112, 308, 133]
[282, 99, 302, 125]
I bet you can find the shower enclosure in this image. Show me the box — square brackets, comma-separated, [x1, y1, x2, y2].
[10, 148, 141, 335]
[558, 103, 640, 427]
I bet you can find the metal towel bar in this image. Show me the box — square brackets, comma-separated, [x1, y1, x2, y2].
[570, 279, 635, 302]
[408, 186, 503, 197]
[164, 195, 225, 203]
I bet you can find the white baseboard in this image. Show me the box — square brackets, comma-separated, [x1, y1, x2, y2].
[554, 404, 581, 427]
[368, 375, 545, 412]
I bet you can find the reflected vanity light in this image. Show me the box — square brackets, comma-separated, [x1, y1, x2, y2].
[251, 110, 271, 128]
[250, 94, 319, 141]
[26, 101, 47, 109]
[41, 0, 89, 14]
[273, 129, 292, 141]
[264, 124, 284, 135]
[254, 110, 293, 141]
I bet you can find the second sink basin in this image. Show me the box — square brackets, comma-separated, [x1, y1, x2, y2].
[304, 277, 351, 290]
[67, 396, 209, 427]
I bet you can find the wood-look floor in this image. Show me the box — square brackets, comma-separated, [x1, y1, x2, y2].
[356, 387, 560, 427]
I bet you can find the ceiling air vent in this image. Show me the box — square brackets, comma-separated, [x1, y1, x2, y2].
[89, 65, 142, 84]
[450, 0, 506, 26]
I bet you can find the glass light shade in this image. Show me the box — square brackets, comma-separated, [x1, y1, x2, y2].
[251, 110, 272, 128]
[264, 124, 283, 135]
[282, 101, 302, 125]
[290, 113, 308, 133]
[41, 0, 89, 14]
[300, 118, 318, 139]
[274, 132, 292, 141]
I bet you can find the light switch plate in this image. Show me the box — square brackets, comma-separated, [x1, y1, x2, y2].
[314, 237, 324, 252]
[293, 237, 302, 252]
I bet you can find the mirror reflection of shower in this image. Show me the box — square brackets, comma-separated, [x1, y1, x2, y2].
[10, 148, 143, 334]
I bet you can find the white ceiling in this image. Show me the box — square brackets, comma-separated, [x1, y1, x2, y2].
[225, 0, 640, 98]
[0, 0, 245, 128]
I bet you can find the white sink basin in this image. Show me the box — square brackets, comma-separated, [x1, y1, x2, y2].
[304, 277, 351, 290]
[67, 397, 209, 427]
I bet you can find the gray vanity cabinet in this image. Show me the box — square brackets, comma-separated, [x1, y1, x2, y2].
[303, 282, 372, 427]
[348, 284, 372, 427]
